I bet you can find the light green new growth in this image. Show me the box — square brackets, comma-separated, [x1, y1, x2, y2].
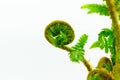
[72, 34, 88, 49]
[81, 4, 109, 16]
[69, 34, 88, 63]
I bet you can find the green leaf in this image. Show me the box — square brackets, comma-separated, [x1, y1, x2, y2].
[69, 50, 84, 63]
[72, 34, 88, 50]
[69, 34, 88, 63]
[107, 34, 114, 47]
[97, 28, 113, 51]
[48, 33, 58, 47]
[98, 35, 105, 49]
[56, 31, 68, 46]
[90, 28, 114, 51]
[99, 28, 112, 37]
[110, 47, 116, 64]
[90, 27, 116, 64]
[104, 38, 109, 53]
[102, 28, 112, 36]
[81, 4, 109, 16]
[90, 41, 99, 49]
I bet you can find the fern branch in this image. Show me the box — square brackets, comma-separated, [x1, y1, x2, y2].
[72, 34, 88, 50]
[81, 4, 109, 16]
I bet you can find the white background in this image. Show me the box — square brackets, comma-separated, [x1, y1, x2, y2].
[0, 0, 111, 80]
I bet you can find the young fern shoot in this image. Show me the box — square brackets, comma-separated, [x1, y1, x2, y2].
[44, 0, 120, 80]
[44, 20, 92, 71]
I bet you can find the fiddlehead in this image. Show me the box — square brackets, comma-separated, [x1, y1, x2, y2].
[87, 57, 114, 80]
[44, 20, 75, 48]
[44, 20, 92, 71]
[87, 68, 114, 80]
[97, 57, 113, 72]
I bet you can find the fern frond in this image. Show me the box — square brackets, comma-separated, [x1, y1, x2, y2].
[81, 4, 109, 16]
[98, 28, 113, 51]
[69, 50, 84, 63]
[90, 28, 115, 64]
[90, 41, 100, 49]
[45, 20, 75, 47]
[69, 34, 88, 63]
[72, 34, 88, 50]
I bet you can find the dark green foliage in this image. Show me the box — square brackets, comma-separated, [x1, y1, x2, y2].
[69, 34, 88, 63]
[90, 28, 116, 64]
[44, 20, 75, 47]
[98, 28, 114, 52]
[90, 28, 114, 52]
[81, 4, 109, 16]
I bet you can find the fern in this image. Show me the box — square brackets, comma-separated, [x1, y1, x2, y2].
[90, 28, 115, 64]
[90, 28, 114, 52]
[56, 31, 68, 47]
[72, 34, 88, 50]
[90, 41, 100, 49]
[69, 34, 88, 63]
[81, 4, 109, 16]
[98, 28, 114, 53]
[69, 49, 84, 63]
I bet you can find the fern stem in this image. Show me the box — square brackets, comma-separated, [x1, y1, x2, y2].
[106, 0, 120, 80]
[60, 45, 92, 71]
[59, 45, 74, 52]
[82, 59, 92, 71]
[106, 0, 120, 63]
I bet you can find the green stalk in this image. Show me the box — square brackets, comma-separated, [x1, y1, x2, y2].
[82, 59, 92, 71]
[106, 0, 120, 80]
